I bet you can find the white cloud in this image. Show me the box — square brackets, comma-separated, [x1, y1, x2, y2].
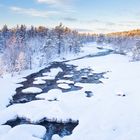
[37, 0, 74, 8]
[10, 6, 58, 18]
[37, 0, 66, 5]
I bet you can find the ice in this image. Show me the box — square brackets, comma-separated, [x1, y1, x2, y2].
[56, 79, 74, 84]
[43, 68, 63, 77]
[63, 75, 73, 78]
[52, 134, 61, 140]
[34, 76, 55, 80]
[36, 89, 63, 100]
[33, 79, 46, 85]
[34, 68, 63, 81]
[22, 87, 42, 94]
[57, 83, 71, 89]
[0, 124, 46, 140]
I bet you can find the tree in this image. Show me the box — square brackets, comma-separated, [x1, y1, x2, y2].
[15, 51, 26, 74]
[132, 40, 140, 61]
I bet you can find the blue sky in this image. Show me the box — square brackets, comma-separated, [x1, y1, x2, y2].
[0, 0, 140, 33]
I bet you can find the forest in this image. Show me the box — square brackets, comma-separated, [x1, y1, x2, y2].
[1, 24, 140, 76]
[0, 24, 94, 75]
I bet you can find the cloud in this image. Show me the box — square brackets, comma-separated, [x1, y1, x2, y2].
[36, 0, 75, 11]
[75, 28, 94, 33]
[37, 0, 63, 4]
[37, 0, 71, 6]
[63, 17, 78, 22]
[10, 6, 58, 18]
[105, 22, 116, 26]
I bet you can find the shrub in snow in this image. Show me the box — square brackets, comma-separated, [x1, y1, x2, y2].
[85, 91, 93, 97]
[116, 91, 126, 97]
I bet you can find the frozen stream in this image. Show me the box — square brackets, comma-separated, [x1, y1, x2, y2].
[4, 48, 113, 140]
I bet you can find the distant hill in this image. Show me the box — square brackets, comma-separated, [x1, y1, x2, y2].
[107, 29, 140, 37]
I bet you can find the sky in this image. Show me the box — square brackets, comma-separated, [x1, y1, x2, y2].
[0, 0, 140, 33]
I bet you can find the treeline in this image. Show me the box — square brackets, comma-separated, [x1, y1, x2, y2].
[96, 32, 140, 61]
[107, 29, 140, 37]
[0, 24, 94, 75]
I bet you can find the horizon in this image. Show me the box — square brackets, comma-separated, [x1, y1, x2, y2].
[1, 24, 140, 35]
[0, 0, 140, 33]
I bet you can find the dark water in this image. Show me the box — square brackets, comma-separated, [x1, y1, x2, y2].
[5, 117, 79, 140]
[10, 63, 106, 105]
[5, 48, 113, 140]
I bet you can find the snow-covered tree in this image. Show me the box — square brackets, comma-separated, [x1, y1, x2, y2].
[132, 40, 140, 61]
[0, 24, 84, 75]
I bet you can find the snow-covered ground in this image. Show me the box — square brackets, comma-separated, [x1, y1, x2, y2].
[1, 42, 140, 140]
[0, 67, 49, 111]
[0, 124, 46, 140]
[61, 53, 140, 140]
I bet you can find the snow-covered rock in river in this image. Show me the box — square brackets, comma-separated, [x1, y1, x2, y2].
[63, 75, 73, 78]
[33, 79, 46, 85]
[22, 87, 42, 94]
[57, 84, 71, 90]
[56, 79, 74, 84]
[52, 134, 61, 140]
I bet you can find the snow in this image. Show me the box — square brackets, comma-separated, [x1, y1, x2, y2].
[0, 125, 11, 137]
[55, 42, 108, 62]
[52, 134, 61, 140]
[0, 77, 20, 111]
[1, 42, 140, 140]
[57, 83, 71, 89]
[22, 87, 42, 94]
[0, 100, 78, 125]
[0, 65, 49, 110]
[33, 79, 46, 85]
[56, 79, 74, 84]
[43, 67, 63, 76]
[34, 68, 63, 81]
[0, 124, 46, 140]
[60, 52, 140, 140]
[34, 76, 54, 80]
[81, 42, 107, 54]
[63, 75, 73, 78]
[36, 89, 63, 100]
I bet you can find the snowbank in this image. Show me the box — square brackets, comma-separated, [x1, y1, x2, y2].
[0, 124, 46, 140]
